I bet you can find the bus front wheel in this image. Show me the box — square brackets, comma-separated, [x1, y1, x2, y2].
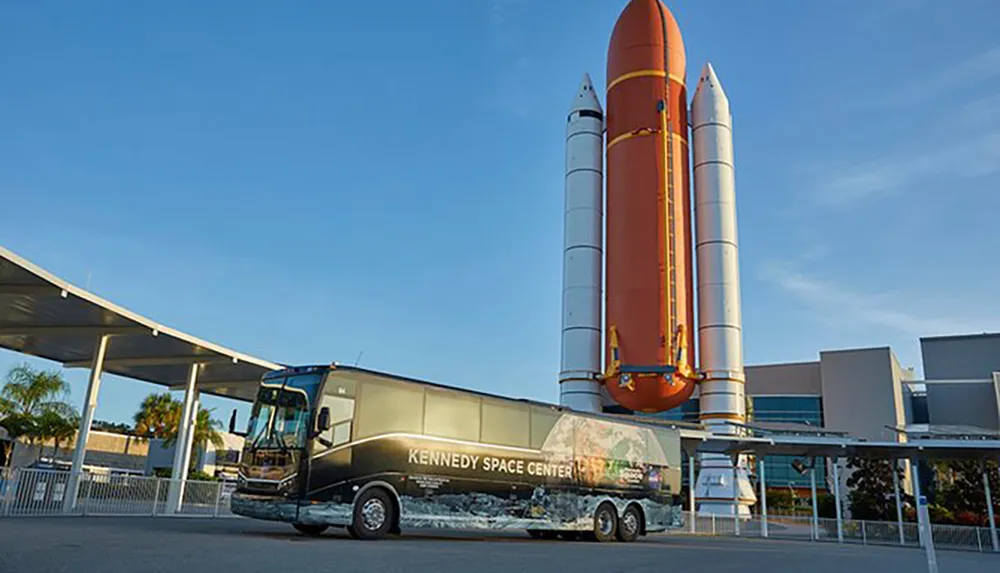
[348, 488, 395, 540]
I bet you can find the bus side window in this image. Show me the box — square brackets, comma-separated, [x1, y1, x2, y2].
[321, 395, 355, 446]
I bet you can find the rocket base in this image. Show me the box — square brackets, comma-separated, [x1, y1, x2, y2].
[694, 453, 756, 516]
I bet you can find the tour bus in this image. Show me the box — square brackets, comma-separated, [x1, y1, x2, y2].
[229, 364, 683, 542]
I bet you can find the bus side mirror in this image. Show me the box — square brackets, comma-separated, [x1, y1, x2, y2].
[229, 409, 246, 437]
[317, 407, 331, 433]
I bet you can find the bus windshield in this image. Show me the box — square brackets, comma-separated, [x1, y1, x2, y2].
[246, 372, 323, 451]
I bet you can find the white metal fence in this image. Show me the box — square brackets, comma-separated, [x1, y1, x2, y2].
[0, 467, 235, 518]
[2, 467, 997, 555]
[674, 510, 1000, 554]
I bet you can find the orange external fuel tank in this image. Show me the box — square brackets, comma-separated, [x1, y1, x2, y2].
[603, 0, 697, 413]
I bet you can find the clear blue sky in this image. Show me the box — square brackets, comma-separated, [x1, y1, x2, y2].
[2, 0, 999, 426]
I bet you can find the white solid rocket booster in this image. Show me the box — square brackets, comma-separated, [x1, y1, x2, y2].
[691, 63, 756, 515]
[559, 74, 604, 412]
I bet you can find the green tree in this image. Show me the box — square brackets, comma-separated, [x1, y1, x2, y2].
[0, 363, 75, 418]
[935, 460, 1000, 520]
[92, 420, 133, 434]
[133, 392, 226, 463]
[0, 412, 38, 442]
[845, 457, 907, 521]
[133, 392, 180, 439]
[35, 410, 80, 459]
[0, 364, 77, 454]
[763, 487, 796, 512]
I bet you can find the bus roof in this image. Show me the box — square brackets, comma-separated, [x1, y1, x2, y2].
[267, 363, 699, 434]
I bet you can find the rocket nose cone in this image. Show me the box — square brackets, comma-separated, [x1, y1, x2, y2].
[694, 61, 728, 104]
[570, 73, 603, 114]
[700, 62, 719, 85]
[692, 61, 730, 124]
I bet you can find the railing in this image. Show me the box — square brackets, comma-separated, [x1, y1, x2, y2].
[2, 467, 996, 555]
[675, 510, 999, 554]
[0, 467, 236, 518]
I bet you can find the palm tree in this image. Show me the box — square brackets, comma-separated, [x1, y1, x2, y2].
[162, 407, 226, 451]
[134, 392, 226, 470]
[133, 392, 181, 439]
[191, 408, 226, 453]
[35, 410, 80, 459]
[0, 363, 75, 418]
[1, 364, 76, 453]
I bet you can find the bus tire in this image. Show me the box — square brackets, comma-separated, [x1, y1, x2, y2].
[293, 523, 328, 536]
[350, 488, 395, 540]
[591, 502, 618, 543]
[616, 505, 642, 542]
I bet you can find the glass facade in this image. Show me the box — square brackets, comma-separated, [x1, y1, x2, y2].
[752, 396, 823, 426]
[752, 396, 826, 489]
[636, 395, 828, 489]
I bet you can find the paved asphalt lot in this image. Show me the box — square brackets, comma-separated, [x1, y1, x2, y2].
[0, 517, 996, 573]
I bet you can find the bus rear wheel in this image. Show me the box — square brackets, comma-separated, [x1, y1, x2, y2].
[589, 502, 618, 543]
[616, 505, 641, 542]
[349, 488, 395, 540]
[293, 523, 328, 536]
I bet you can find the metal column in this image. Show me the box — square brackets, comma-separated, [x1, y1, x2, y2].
[759, 456, 768, 538]
[732, 461, 740, 535]
[911, 461, 939, 573]
[688, 453, 696, 533]
[181, 390, 200, 475]
[166, 363, 200, 513]
[832, 457, 843, 543]
[984, 465, 998, 552]
[892, 459, 905, 545]
[810, 462, 819, 541]
[63, 334, 111, 513]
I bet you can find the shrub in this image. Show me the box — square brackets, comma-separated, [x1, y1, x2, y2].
[953, 510, 982, 526]
[927, 504, 954, 525]
[816, 493, 838, 518]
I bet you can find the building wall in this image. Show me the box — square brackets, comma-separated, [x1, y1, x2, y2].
[925, 381, 1000, 431]
[921, 333, 1000, 380]
[746, 361, 822, 395]
[919, 333, 1000, 431]
[38, 430, 150, 457]
[819, 347, 906, 442]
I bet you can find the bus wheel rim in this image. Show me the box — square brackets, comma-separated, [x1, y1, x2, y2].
[361, 498, 386, 531]
[622, 512, 638, 536]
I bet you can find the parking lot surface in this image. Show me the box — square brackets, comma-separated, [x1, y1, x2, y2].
[0, 517, 995, 573]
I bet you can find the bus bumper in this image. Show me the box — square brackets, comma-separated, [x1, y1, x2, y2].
[230, 493, 299, 523]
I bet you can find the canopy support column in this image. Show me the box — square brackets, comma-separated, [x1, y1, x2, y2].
[759, 456, 768, 538]
[63, 334, 111, 513]
[984, 464, 998, 552]
[893, 459, 905, 545]
[810, 460, 819, 541]
[166, 364, 200, 514]
[832, 457, 843, 543]
[688, 453, 696, 533]
[732, 459, 740, 536]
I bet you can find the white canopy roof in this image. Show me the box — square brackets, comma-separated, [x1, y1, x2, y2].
[0, 246, 283, 402]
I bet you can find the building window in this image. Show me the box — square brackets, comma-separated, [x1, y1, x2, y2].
[751, 396, 823, 426]
[760, 455, 827, 490]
